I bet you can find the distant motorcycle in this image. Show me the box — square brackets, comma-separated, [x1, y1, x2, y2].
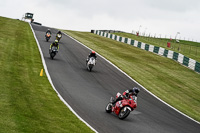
[49, 46, 58, 59]
[56, 34, 62, 42]
[45, 33, 51, 42]
[86, 57, 96, 72]
[105, 93, 137, 120]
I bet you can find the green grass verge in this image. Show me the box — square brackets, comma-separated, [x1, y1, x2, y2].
[0, 16, 93, 133]
[112, 32, 200, 62]
[62, 30, 200, 122]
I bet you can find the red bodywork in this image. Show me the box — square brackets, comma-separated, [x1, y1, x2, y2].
[112, 96, 137, 115]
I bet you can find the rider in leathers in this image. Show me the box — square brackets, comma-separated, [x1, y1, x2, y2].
[50, 40, 59, 51]
[56, 31, 62, 41]
[112, 87, 140, 106]
[46, 29, 51, 34]
[86, 51, 97, 63]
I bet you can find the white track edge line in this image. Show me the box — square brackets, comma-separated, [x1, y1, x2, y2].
[29, 23, 98, 133]
[63, 31, 200, 125]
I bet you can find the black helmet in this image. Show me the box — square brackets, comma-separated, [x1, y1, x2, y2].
[58, 31, 61, 33]
[133, 87, 140, 94]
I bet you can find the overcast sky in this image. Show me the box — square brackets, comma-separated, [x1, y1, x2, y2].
[1, 0, 200, 42]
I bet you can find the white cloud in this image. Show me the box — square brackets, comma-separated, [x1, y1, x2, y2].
[0, 0, 200, 42]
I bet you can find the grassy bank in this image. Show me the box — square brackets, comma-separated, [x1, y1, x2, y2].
[0, 17, 93, 133]
[112, 32, 200, 62]
[63, 30, 200, 122]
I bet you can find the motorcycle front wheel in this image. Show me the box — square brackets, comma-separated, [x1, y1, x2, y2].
[89, 64, 93, 72]
[50, 52, 55, 59]
[105, 103, 112, 113]
[118, 107, 130, 120]
[89, 67, 92, 72]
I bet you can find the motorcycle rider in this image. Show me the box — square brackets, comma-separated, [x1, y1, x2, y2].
[86, 51, 97, 63]
[112, 87, 140, 106]
[56, 31, 62, 38]
[45, 29, 51, 38]
[46, 29, 51, 34]
[57, 30, 62, 35]
[50, 40, 59, 52]
[55, 31, 62, 42]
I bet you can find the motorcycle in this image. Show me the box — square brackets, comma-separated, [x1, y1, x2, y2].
[45, 32, 51, 42]
[49, 46, 58, 59]
[56, 34, 62, 42]
[86, 57, 96, 72]
[105, 93, 137, 120]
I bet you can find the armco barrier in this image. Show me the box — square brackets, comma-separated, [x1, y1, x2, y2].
[195, 62, 200, 73]
[94, 30, 200, 73]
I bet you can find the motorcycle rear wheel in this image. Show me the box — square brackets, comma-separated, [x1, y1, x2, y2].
[118, 107, 130, 120]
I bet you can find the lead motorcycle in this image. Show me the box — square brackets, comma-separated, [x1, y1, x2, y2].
[86, 57, 96, 72]
[105, 93, 137, 120]
[45, 32, 51, 42]
[49, 46, 58, 59]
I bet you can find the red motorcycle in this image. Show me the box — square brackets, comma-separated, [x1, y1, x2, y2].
[105, 93, 137, 120]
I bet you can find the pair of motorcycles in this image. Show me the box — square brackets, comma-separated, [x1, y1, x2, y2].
[50, 49, 97, 71]
[45, 32, 62, 42]
[49, 47, 96, 72]
[105, 93, 137, 120]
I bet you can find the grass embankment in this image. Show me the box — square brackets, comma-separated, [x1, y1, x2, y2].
[113, 32, 200, 62]
[63, 30, 200, 122]
[0, 17, 93, 133]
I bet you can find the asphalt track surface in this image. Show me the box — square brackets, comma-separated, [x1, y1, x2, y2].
[31, 24, 200, 133]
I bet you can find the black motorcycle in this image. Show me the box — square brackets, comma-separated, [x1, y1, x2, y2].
[49, 46, 58, 59]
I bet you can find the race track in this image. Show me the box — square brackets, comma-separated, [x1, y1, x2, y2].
[31, 24, 200, 133]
